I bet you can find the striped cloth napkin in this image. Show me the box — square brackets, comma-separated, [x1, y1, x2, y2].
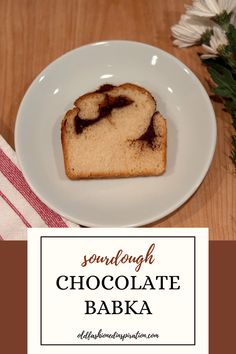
[0, 135, 78, 240]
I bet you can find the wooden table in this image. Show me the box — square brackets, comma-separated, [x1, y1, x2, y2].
[0, 0, 235, 239]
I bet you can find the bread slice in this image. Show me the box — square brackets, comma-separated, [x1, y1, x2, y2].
[61, 83, 167, 179]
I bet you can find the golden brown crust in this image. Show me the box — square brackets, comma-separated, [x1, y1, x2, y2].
[67, 170, 165, 180]
[61, 108, 79, 179]
[156, 112, 167, 173]
[74, 92, 104, 107]
[74, 83, 156, 109]
[61, 127, 70, 178]
[162, 118, 167, 172]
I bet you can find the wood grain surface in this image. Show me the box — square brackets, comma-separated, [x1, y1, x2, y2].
[0, 0, 235, 239]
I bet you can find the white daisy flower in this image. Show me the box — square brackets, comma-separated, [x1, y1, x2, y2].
[186, 0, 236, 18]
[171, 14, 212, 47]
[201, 26, 228, 58]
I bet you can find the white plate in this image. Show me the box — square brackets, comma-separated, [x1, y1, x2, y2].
[15, 40, 216, 227]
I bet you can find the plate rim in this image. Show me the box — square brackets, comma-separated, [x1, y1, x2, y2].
[14, 40, 217, 227]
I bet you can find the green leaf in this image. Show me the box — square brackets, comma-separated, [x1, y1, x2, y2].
[213, 87, 234, 98]
[203, 54, 236, 78]
[230, 135, 236, 166]
[208, 66, 236, 97]
[209, 65, 235, 85]
[227, 24, 236, 52]
[224, 99, 236, 112]
[203, 57, 225, 68]
[203, 52, 236, 167]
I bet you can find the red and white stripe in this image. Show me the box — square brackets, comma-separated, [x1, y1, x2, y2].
[0, 136, 78, 240]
